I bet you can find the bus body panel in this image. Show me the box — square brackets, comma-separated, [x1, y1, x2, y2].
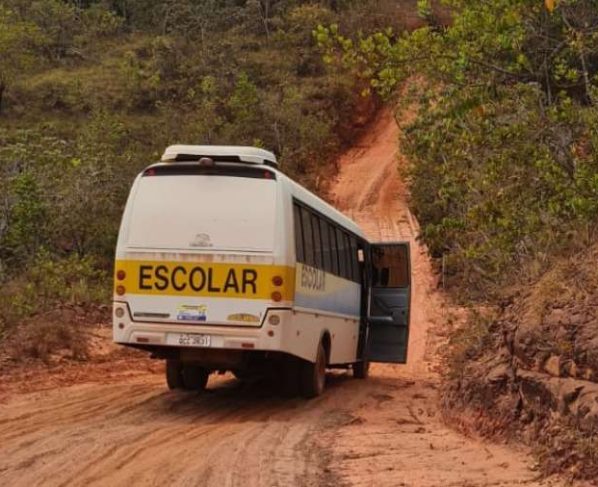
[282, 310, 360, 365]
[112, 156, 396, 370]
[294, 263, 360, 316]
[293, 262, 361, 364]
[114, 167, 291, 326]
[114, 256, 295, 326]
[112, 165, 324, 363]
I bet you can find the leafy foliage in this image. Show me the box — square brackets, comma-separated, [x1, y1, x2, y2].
[319, 0, 598, 298]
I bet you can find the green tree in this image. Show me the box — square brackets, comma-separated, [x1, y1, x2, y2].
[224, 72, 261, 142]
[0, 7, 42, 113]
[318, 0, 598, 294]
[2, 172, 47, 265]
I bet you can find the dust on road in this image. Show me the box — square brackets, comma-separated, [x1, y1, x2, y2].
[0, 110, 564, 487]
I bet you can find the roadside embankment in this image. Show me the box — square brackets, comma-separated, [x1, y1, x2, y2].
[443, 245, 598, 482]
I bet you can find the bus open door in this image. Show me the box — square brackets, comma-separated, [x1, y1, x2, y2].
[366, 242, 411, 364]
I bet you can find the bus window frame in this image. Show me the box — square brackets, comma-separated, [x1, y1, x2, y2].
[311, 212, 323, 270]
[329, 222, 340, 277]
[300, 206, 315, 267]
[335, 227, 348, 279]
[293, 203, 305, 264]
[320, 218, 332, 273]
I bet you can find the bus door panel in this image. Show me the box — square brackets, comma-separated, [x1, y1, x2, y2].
[367, 243, 411, 364]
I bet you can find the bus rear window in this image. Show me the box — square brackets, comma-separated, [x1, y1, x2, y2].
[126, 174, 277, 252]
[143, 164, 277, 179]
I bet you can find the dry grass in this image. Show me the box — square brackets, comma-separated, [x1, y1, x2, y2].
[522, 243, 598, 329]
[6, 319, 89, 364]
[439, 307, 497, 380]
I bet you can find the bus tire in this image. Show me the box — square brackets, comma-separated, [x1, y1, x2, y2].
[232, 369, 251, 382]
[166, 359, 183, 390]
[353, 359, 370, 379]
[300, 342, 326, 398]
[181, 364, 210, 391]
[281, 356, 300, 397]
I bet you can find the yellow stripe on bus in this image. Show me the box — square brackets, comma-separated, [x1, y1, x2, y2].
[115, 260, 295, 300]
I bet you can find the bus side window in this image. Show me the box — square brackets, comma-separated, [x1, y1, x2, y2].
[300, 206, 315, 267]
[329, 222, 340, 276]
[293, 204, 305, 263]
[320, 218, 332, 273]
[311, 213, 323, 270]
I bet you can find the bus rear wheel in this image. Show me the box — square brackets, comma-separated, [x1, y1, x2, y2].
[181, 364, 210, 391]
[280, 356, 300, 397]
[300, 342, 326, 398]
[166, 359, 183, 390]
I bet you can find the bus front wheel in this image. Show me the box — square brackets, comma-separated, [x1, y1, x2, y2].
[300, 342, 326, 398]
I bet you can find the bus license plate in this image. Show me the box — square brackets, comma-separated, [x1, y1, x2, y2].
[168, 333, 211, 348]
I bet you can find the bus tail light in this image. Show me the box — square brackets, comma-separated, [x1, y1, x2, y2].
[268, 314, 280, 326]
[115, 307, 125, 318]
[272, 275, 283, 286]
[271, 291, 282, 302]
[116, 269, 126, 281]
[116, 285, 126, 296]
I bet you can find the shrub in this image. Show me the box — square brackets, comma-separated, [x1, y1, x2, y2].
[11, 320, 89, 363]
[319, 0, 598, 299]
[0, 251, 109, 329]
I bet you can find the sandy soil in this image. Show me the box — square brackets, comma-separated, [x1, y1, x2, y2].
[0, 110, 570, 487]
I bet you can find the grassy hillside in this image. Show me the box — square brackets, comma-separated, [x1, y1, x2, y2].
[0, 0, 429, 354]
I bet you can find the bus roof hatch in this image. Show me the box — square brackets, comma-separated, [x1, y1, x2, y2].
[161, 145, 278, 167]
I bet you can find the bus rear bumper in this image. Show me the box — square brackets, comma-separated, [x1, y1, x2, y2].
[112, 304, 290, 355]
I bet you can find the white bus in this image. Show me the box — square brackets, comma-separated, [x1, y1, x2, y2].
[113, 146, 411, 397]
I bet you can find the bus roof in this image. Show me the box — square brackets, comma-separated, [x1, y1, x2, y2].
[161, 145, 278, 166]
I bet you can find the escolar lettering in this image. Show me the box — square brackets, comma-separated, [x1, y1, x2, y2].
[301, 265, 326, 291]
[139, 265, 258, 294]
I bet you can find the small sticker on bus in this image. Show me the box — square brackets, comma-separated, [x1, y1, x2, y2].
[227, 313, 260, 323]
[177, 305, 207, 322]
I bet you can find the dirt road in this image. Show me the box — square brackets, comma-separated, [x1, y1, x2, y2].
[0, 110, 563, 487]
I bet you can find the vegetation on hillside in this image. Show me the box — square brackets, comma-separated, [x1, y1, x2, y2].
[320, 0, 598, 478]
[320, 0, 598, 298]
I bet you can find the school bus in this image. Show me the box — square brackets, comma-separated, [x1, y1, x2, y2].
[113, 146, 411, 397]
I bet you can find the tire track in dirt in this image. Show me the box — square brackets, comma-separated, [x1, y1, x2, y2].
[0, 109, 570, 487]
